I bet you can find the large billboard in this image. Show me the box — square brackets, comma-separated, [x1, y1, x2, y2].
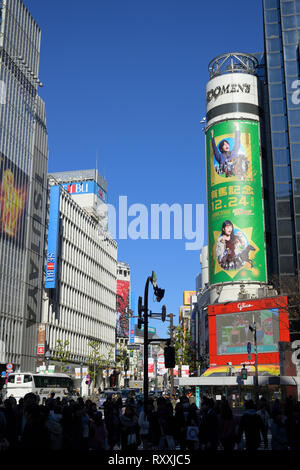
[0, 152, 28, 247]
[116, 280, 130, 338]
[45, 186, 61, 289]
[206, 119, 267, 286]
[208, 296, 290, 367]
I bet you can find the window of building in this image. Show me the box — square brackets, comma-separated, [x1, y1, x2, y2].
[277, 199, 292, 217]
[267, 52, 283, 67]
[278, 237, 294, 254]
[281, 2, 296, 15]
[274, 165, 291, 182]
[283, 29, 299, 45]
[273, 148, 290, 164]
[272, 131, 289, 147]
[278, 218, 293, 236]
[266, 22, 281, 37]
[292, 160, 300, 177]
[279, 255, 296, 274]
[284, 45, 298, 61]
[282, 15, 297, 29]
[291, 143, 300, 159]
[270, 83, 286, 99]
[285, 60, 299, 76]
[294, 197, 300, 213]
[289, 126, 300, 142]
[271, 115, 287, 130]
[270, 99, 286, 115]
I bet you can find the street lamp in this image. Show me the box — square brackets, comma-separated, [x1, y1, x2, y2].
[249, 322, 259, 403]
[45, 350, 51, 372]
[139, 271, 165, 409]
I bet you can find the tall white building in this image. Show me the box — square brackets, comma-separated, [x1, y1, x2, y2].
[41, 170, 117, 381]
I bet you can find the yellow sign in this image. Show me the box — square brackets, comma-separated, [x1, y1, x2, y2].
[183, 291, 196, 305]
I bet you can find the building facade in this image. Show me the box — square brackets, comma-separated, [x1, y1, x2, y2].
[41, 171, 117, 385]
[262, 0, 300, 295]
[0, 0, 48, 372]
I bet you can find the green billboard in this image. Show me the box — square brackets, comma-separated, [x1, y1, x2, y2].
[206, 119, 267, 285]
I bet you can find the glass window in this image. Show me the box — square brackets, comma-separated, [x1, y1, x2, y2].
[287, 91, 300, 108]
[279, 255, 296, 273]
[297, 215, 300, 232]
[283, 29, 299, 45]
[276, 182, 292, 198]
[268, 67, 285, 82]
[270, 99, 286, 114]
[295, 197, 300, 213]
[271, 115, 287, 130]
[269, 83, 285, 99]
[289, 126, 300, 142]
[284, 45, 298, 61]
[292, 160, 300, 177]
[294, 178, 300, 195]
[264, 8, 280, 23]
[296, 2, 300, 14]
[267, 37, 282, 52]
[273, 148, 290, 164]
[277, 199, 292, 217]
[267, 52, 283, 67]
[281, 2, 296, 15]
[266, 22, 281, 37]
[278, 237, 294, 254]
[289, 109, 300, 125]
[291, 143, 300, 159]
[296, 13, 300, 25]
[282, 15, 297, 29]
[274, 165, 290, 181]
[285, 60, 299, 76]
[272, 132, 288, 147]
[278, 218, 292, 235]
[286, 76, 300, 91]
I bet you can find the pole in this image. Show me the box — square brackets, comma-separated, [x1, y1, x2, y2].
[143, 276, 151, 410]
[253, 322, 259, 403]
[169, 313, 175, 397]
[80, 362, 83, 397]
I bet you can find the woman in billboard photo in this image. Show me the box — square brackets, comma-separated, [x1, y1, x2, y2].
[211, 122, 249, 179]
[216, 220, 255, 271]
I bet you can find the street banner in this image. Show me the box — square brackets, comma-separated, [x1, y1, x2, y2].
[206, 119, 267, 286]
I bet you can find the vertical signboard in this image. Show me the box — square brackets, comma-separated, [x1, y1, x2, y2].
[206, 119, 267, 286]
[45, 185, 60, 289]
[0, 152, 29, 247]
[116, 280, 130, 338]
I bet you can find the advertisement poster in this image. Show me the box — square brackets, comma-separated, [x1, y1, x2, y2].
[206, 120, 267, 285]
[116, 280, 130, 338]
[0, 152, 28, 247]
[216, 308, 280, 355]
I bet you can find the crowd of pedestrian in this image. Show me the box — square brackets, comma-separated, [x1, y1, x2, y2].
[0, 391, 300, 451]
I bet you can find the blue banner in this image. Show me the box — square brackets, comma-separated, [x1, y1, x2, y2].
[45, 185, 60, 289]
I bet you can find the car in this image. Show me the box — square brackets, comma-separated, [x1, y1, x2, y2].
[98, 390, 120, 409]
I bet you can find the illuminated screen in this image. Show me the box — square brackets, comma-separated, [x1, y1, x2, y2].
[216, 309, 280, 355]
[0, 153, 28, 247]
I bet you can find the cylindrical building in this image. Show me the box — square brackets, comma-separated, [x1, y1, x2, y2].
[205, 53, 268, 303]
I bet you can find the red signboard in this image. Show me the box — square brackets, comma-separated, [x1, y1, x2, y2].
[116, 280, 130, 338]
[208, 296, 289, 367]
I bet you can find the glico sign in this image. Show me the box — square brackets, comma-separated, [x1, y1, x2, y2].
[208, 296, 290, 367]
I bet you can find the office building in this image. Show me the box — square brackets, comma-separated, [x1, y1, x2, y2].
[0, 0, 48, 372]
[41, 171, 117, 383]
[262, 0, 300, 296]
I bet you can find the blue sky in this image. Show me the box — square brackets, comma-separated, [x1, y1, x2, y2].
[25, 0, 264, 337]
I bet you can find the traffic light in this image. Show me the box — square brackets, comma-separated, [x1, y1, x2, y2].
[138, 296, 143, 329]
[241, 365, 247, 380]
[161, 305, 166, 322]
[124, 357, 129, 371]
[164, 345, 175, 369]
[85, 374, 90, 385]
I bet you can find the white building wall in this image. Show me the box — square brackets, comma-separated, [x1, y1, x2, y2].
[42, 184, 117, 365]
